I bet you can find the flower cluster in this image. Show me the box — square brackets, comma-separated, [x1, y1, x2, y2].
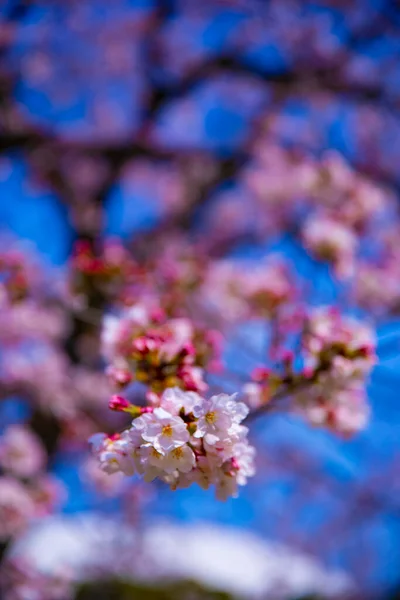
[90, 388, 255, 501]
[0, 473, 64, 542]
[0, 478, 36, 541]
[353, 260, 400, 315]
[0, 426, 46, 479]
[295, 307, 376, 435]
[240, 306, 377, 436]
[72, 239, 138, 280]
[0, 248, 34, 304]
[302, 214, 357, 279]
[102, 303, 220, 393]
[71, 239, 140, 304]
[239, 138, 393, 281]
[0, 423, 65, 543]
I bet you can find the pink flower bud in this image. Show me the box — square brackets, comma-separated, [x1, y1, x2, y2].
[183, 380, 197, 392]
[281, 350, 294, 363]
[181, 342, 196, 357]
[302, 365, 314, 379]
[251, 367, 270, 382]
[358, 344, 374, 358]
[107, 367, 133, 386]
[231, 457, 240, 471]
[146, 338, 159, 352]
[150, 307, 166, 323]
[133, 337, 148, 353]
[109, 395, 130, 411]
[181, 372, 199, 391]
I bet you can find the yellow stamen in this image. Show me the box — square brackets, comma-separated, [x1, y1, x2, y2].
[162, 424, 173, 437]
[151, 448, 162, 460]
[172, 447, 184, 459]
[205, 411, 217, 424]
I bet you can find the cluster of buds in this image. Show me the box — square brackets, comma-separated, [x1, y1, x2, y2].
[295, 307, 376, 435]
[102, 303, 220, 394]
[90, 387, 255, 501]
[138, 240, 209, 316]
[71, 239, 140, 302]
[241, 307, 376, 436]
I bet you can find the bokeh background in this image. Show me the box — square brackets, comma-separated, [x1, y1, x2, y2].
[1, 1, 400, 599]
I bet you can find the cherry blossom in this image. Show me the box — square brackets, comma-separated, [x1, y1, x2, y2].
[302, 214, 357, 279]
[294, 308, 376, 435]
[193, 394, 249, 439]
[0, 426, 46, 479]
[101, 303, 214, 393]
[0, 478, 36, 541]
[90, 388, 255, 499]
[89, 432, 136, 477]
[135, 408, 190, 455]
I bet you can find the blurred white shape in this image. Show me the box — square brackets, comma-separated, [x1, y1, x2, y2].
[13, 514, 353, 599]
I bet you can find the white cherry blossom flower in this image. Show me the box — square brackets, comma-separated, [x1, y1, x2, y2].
[162, 445, 196, 474]
[138, 445, 166, 482]
[233, 442, 256, 485]
[136, 407, 190, 455]
[160, 387, 201, 416]
[215, 473, 239, 501]
[194, 394, 249, 438]
[89, 432, 135, 476]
